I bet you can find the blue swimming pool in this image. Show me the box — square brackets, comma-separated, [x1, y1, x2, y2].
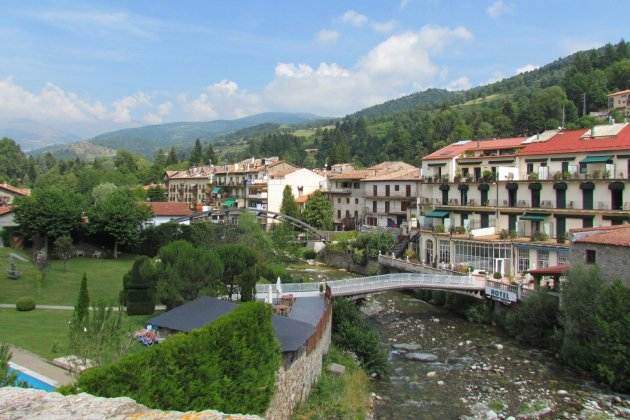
[8, 367, 56, 392]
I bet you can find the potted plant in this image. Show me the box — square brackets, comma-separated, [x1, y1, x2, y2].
[553, 171, 563, 181]
[493, 271, 502, 280]
[454, 171, 462, 183]
[482, 170, 494, 182]
[592, 169, 601, 179]
[509, 230, 517, 239]
[528, 172, 539, 181]
[602, 169, 610, 179]
[434, 224, 445, 233]
[465, 175, 474, 183]
[499, 229, 509, 239]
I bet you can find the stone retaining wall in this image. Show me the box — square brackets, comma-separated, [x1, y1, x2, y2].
[265, 298, 332, 420]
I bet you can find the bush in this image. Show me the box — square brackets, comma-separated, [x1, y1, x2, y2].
[15, 297, 35, 311]
[434, 224, 445, 233]
[332, 299, 388, 376]
[302, 248, 317, 260]
[0, 228, 10, 247]
[493, 271, 502, 279]
[505, 291, 560, 349]
[73, 302, 281, 414]
[122, 257, 158, 315]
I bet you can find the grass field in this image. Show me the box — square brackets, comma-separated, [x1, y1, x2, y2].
[0, 308, 153, 359]
[0, 248, 134, 305]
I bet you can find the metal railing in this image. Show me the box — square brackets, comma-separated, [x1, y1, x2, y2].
[256, 282, 321, 294]
[327, 273, 481, 296]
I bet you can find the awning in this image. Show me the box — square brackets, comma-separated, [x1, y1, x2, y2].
[211, 186, 221, 194]
[519, 213, 547, 221]
[425, 210, 449, 218]
[580, 155, 612, 164]
[527, 264, 569, 276]
[223, 198, 236, 207]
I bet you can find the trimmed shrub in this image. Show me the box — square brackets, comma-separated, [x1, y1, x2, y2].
[73, 302, 281, 414]
[16, 297, 35, 311]
[122, 257, 158, 315]
[302, 248, 317, 260]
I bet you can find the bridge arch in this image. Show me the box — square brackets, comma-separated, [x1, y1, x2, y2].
[173, 207, 326, 240]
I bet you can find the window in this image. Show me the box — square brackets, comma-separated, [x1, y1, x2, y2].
[345, 210, 350, 218]
[462, 168, 469, 177]
[582, 188, 593, 210]
[355, 198, 359, 204]
[527, 163, 534, 174]
[354, 210, 358, 219]
[367, 216, 377, 226]
[386, 185, 390, 196]
[481, 190, 488, 206]
[474, 167, 481, 181]
[579, 163, 587, 174]
[537, 250, 549, 268]
[460, 189, 468, 205]
[372, 200, 377, 213]
[442, 190, 449, 205]
[453, 241, 512, 273]
[439, 241, 450, 264]
[346, 197, 350, 204]
[480, 213, 489, 228]
[401, 201, 409, 211]
[561, 161, 569, 174]
[586, 249, 596, 264]
[337, 210, 341, 219]
[394, 184, 400, 192]
[611, 189, 623, 210]
[556, 189, 566, 209]
[373, 185, 377, 196]
[508, 189, 517, 207]
[337, 197, 341, 204]
[531, 189, 540, 208]
[518, 250, 530, 273]
[353, 182, 360, 189]
[385, 201, 390, 213]
[406, 184, 411, 197]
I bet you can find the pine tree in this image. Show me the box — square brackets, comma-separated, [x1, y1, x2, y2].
[75, 273, 90, 324]
[190, 139, 203, 165]
[205, 144, 217, 164]
[166, 147, 178, 165]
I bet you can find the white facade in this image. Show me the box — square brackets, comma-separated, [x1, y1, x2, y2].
[267, 168, 325, 214]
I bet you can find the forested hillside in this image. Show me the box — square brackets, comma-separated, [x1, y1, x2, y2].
[234, 40, 630, 168]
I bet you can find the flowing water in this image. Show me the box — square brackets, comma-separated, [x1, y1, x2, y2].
[366, 292, 629, 420]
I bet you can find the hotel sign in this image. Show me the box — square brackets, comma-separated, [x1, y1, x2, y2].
[485, 286, 518, 303]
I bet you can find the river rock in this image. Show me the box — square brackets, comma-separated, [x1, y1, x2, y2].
[494, 343, 504, 350]
[392, 343, 422, 351]
[426, 371, 437, 377]
[437, 380, 445, 386]
[404, 352, 439, 362]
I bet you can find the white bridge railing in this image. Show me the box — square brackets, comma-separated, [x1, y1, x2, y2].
[255, 273, 483, 298]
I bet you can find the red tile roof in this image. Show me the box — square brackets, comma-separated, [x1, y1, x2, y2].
[148, 202, 192, 217]
[573, 225, 630, 247]
[527, 264, 569, 276]
[519, 124, 630, 156]
[608, 89, 630, 97]
[0, 206, 12, 216]
[295, 192, 314, 204]
[0, 183, 31, 196]
[422, 137, 526, 161]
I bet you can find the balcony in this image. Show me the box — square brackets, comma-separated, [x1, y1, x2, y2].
[328, 188, 353, 194]
[247, 192, 268, 199]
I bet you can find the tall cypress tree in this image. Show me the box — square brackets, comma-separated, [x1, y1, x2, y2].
[190, 139, 203, 165]
[75, 273, 90, 323]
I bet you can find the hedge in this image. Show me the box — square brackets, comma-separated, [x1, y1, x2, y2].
[16, 297, 35, 311]
[73, 302, 281, 414]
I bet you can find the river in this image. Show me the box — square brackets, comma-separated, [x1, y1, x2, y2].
[364, 291, 629, 420]
[288, 263, 630, 419]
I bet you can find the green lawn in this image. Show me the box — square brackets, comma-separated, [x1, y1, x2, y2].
[0, 247, 134, 305]
[0, 308, 152, 360]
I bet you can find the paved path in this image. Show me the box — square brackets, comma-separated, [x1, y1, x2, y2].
[0, 304, 167, 311]
[8, 346, 74, 387]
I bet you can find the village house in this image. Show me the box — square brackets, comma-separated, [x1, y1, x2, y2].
[146, 202, 193, 226]
[164, 166, 214, 208]
[0, 183, 31, 230]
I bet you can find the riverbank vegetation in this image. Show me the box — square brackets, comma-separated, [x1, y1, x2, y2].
[293, 347, 371, 420]
[420, 266, 630, 393]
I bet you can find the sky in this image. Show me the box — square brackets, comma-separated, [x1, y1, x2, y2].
[0, 0, 629, 137]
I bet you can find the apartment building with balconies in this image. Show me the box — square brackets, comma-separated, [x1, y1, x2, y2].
[212, 157, 296, 209]
[165, 166, 215, 208]
[416, 123, 630, 279]
[361, 162, 420, 230]
[608, 89, 630, 116]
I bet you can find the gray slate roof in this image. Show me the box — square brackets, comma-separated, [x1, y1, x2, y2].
[148, 296, 315, 353]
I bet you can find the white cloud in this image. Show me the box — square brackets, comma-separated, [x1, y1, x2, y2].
[0, 77, 107, 123]
[447, 77, 471, 91]
[315, 29, 340, 43]
[516, 64, 538, 74]
[111, 92, 150, 123]
[371, 20, 398, 34]
[181, 80, 263, 120]
[487, 0, 508, 18]
[400, 0, 410, 9]
[142, 101, 172, 124]
[263, 25, 473, 116]
[339, 10, 368, 27]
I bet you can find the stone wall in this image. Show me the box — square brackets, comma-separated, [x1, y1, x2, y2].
[570, 242, 630, 287]
[321, 251, 380, 276]
[0, 387, 262, 420]
[265, 299, 332, 420]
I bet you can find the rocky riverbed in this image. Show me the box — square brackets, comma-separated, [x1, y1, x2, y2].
[364, 292, 630, 420]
